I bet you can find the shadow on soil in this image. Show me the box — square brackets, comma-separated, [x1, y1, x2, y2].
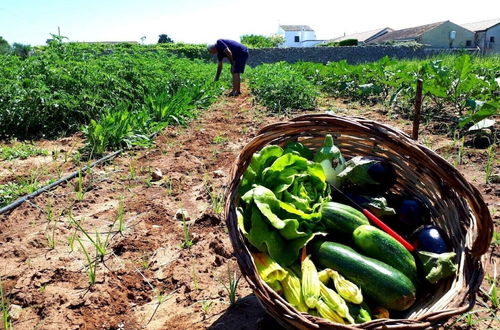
[208, 294, 286, 330]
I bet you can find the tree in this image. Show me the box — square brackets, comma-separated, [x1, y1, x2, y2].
[240, 34, 283, 48]
[12, 43, 32, 59]
[0, 36, 11, 54]
[158, 34, 174, 44]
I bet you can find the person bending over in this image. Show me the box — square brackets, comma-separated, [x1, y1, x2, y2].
[208, 39, 249, 96]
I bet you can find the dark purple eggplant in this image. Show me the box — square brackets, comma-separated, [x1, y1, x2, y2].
[397, 199, 424, 230]
[337, 156, 397, 193]
[412, 225, 451, 254]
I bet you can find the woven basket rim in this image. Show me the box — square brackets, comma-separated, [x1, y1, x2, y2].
[224, 114, 493, 329]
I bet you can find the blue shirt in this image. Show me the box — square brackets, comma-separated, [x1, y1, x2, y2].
[215, 39, 248, 61]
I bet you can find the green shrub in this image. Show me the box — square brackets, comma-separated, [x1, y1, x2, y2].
[240, 34, 284, 48]
[248, 62, 318, 112]
[338, 39, 358, 46]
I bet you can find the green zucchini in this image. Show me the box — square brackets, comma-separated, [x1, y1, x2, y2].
[320, 202, 369, 236]
[311, 240, 416, 311]
[353, 225, 418, 284]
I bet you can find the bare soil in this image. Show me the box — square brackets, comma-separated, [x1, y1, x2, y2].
[0, 87, 498, 329]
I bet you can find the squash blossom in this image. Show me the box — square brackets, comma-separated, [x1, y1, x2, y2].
[320, 282, 354, 324]
[301, 256, 321, 308]
[253, 252, 287, 293]
[281, 269, 308, 312]
[330, 269, 363, 304]
[316, 299, 346, 324]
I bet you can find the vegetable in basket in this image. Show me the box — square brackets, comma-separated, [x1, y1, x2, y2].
[318, 268, 363, 304]
[301, 255, 321, 308]
[312, 240, 416, 311]
[281, 268, 309, 312]
[238, 145, 331, 266]
[345, 194, 396, 218]
[353, 225, 418, 284]
[320, 201, 369, 236]
[337, 156, 396, 193]
[412, 225, 451, 254]
[417, 251, 457, 284]
[253, 252, 287, 293]
[347, 302, 372, 323]
[313, 134, 346, 187]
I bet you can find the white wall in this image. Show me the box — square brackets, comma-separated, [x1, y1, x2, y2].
[485, 24, 500, 53]
[279, 28, 317, 47]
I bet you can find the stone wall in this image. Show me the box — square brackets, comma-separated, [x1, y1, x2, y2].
[245, 46, 478, 66]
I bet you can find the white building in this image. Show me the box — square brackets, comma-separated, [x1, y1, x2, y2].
[278, 25, 322, 47]
[461, 18, 500, 54]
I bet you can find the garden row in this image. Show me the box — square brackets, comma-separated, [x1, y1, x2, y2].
[0, 40, 227, 155]
[248, 54, 499, 131]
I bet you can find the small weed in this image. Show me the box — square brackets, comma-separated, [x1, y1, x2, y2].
[180, 214, 193, 249]
[76, 237, 97, 285]
[139, 255, 151, 270]
[492, 231, 500, 246]
[485, 144, 496, 184]
[192, 264, 199, 291]
[116, 197, 126, 233]
[0, 278, 12, 330]
[221, 264, 241, 305]
[201, 299, 214, 314]
[71, 218, 111, 262]
[46, 222, 57, 250]
[203, 174, 224, 214]
[75, 170, 85, 201]
[67, 210, 79, 252]
[212, 134, 228, 144]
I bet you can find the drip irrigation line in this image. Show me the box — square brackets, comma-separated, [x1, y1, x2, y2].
[0, 149, 123, 215]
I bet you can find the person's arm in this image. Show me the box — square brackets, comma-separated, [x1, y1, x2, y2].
[224, 48, 235, 66]
[214, 61, 223, 81]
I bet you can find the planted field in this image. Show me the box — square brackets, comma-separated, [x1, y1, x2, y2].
[0, 48, 498, 329]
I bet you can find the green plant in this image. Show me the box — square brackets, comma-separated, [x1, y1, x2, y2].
[0, 278, 12, 330]
[116, 197, 126, 233]
[485, 144, 496, 184]
[75, 170, 85, 201]
[221, 264, 241, 305]
[249, 62, 318, 112]
[212, 134, 228, 144]
[180, 214, 193, 249]
[240, 34, 284, 48]
[203, 174, 224, 214]
[71, 218, 112, 262]
[76, 237, 97, 285]
[82, 103, 152, 157]
[192, 264, 199, 290]
[200, 299, 214, 314]
[0, 174, 44, 208]
[0, 142, 48, 160]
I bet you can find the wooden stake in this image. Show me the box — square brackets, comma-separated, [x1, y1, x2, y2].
[412, 79, 423, 140]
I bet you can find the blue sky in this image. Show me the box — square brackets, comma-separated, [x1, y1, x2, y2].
[1, 0, 498, 46]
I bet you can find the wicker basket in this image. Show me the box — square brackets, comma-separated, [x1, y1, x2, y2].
[224, 114, 493, 329]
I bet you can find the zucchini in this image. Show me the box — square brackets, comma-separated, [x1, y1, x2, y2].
[311, 240, 416, 311]
[353, 225, 418, 284]
[320, 202, 369, 236]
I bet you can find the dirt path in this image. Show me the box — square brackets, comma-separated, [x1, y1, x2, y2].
[0, 88, 498, 329]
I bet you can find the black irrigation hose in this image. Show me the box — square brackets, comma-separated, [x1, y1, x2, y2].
[0, 149, 123, 215]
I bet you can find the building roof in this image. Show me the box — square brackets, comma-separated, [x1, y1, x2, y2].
[279, 25, 314, 32]
[331, 27, 393, 43]
[461, 18, 500, 32]
[369, 21, 446, 43]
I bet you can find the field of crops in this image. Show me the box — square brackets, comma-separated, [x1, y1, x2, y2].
[0, 44, 498, 329]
